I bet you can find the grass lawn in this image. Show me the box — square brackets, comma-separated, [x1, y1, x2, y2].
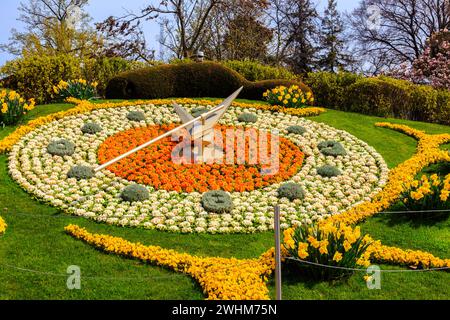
[0, 100, 449, 300]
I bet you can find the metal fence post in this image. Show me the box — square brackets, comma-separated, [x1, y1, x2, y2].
[274, 205, 282, 300]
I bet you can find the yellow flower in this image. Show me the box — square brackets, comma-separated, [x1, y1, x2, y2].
[283, 100, 288, 105]
[1, 103, 8, 114]
[307, 235, 320, 248]
[333, 251, 343, 262]
[343, 240, 352, 252]
[297, 242, 309, 259]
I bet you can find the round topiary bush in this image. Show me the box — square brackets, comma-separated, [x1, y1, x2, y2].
[120, 184, 150, 203]
[47, 139, 75, 157]
[277, 183, 305, 201]
[318, 141, 347, 157]
[81, 122, 102, 135]
[127, 111, 146, 122]
[67, 165, 95, 180]
[287, 125, 307, 135]
[191, 107, 209, 118]
[238, 113, 258, 123]
[201, 190, 233, 214]
[317, 165, 342, 177]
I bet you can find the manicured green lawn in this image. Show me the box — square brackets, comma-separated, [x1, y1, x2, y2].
[0, 100, 448, 300]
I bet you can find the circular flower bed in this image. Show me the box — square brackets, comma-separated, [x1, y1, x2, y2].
[8, 103, 389, 233]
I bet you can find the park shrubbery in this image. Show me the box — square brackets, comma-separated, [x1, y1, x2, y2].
[306, 72, 450, 125]
[0, 55, 146, 103]
[105, 62, 310, 100]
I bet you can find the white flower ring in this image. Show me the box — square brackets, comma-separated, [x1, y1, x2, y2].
[8, 104, 389, 234]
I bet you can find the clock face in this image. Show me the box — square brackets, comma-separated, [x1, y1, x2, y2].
[8, 103, 389, 234]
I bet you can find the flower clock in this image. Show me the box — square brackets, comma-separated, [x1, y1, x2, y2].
[1, 97, 448, 300]
[8, 99, 388, 234]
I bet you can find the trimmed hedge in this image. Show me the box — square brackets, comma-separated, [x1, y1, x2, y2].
[105, 62, 310, 100]
[222, 60, 297, 81]
[305, 72, 450, 125]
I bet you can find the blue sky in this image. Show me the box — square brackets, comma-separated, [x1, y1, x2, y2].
[0, 0, 359, 65]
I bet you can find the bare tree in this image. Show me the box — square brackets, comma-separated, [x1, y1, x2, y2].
[349, 0, 450, 73]
[99, 0, 223, 59]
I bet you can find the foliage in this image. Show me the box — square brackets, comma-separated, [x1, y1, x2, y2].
[1, 54, 82, 104]
[47, 139, 75, 157]
[222, 60, 297, 82]
[1, 55, 148, 103]
[286, 125, 306, 135]
[317, 165, 342, 177]
[399, 174, 450, 218]
[277, 183, 305, 201]
[201, 191, 234, 214]
[0, 90, 36, 125]
[283, 222, 372, 280]
[127, 111, 146, 122]
[318, 141, 346, 157]
[53, 79, 98, 101]
[304, 71, 362, 108]
[0, 0, 101, 59]
[105, 62, 310, 101]
[264, 85, 314, 108]
[67, 165, 95, 180]
[81, 122, 102, 135]
[238, 113, 258, 123]
[346, 76, 450, 125]
[82, 57, 147, 96]
[120, 184, 150, 203]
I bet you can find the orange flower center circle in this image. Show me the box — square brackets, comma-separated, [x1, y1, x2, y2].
[97, 124, 304, 193]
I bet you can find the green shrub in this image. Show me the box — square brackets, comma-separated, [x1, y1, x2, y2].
[433, 89, 450, 125]
[201, 190, 233, 214]
[67, 165, 95, 180]
[317, 165, 342, 177]
[120, 184, 149, 203]
[286, 126, 307, 135]
[47, 139, 75, 157]
[191, 107, 209, 118]
[222, 60, 297, 81]
[347, 77, 412, 117]
[105, 62, 310, 101]
[238, 113, 258, 123]
[305, 71, 362, 109]
[127, 111, 146, 122]
[83, 57, 147, 96]
[277, 183, 305, 201]
[1, 54, 82, 103]
[318, 141, 346, 157]
[81, 122, 102, 135]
